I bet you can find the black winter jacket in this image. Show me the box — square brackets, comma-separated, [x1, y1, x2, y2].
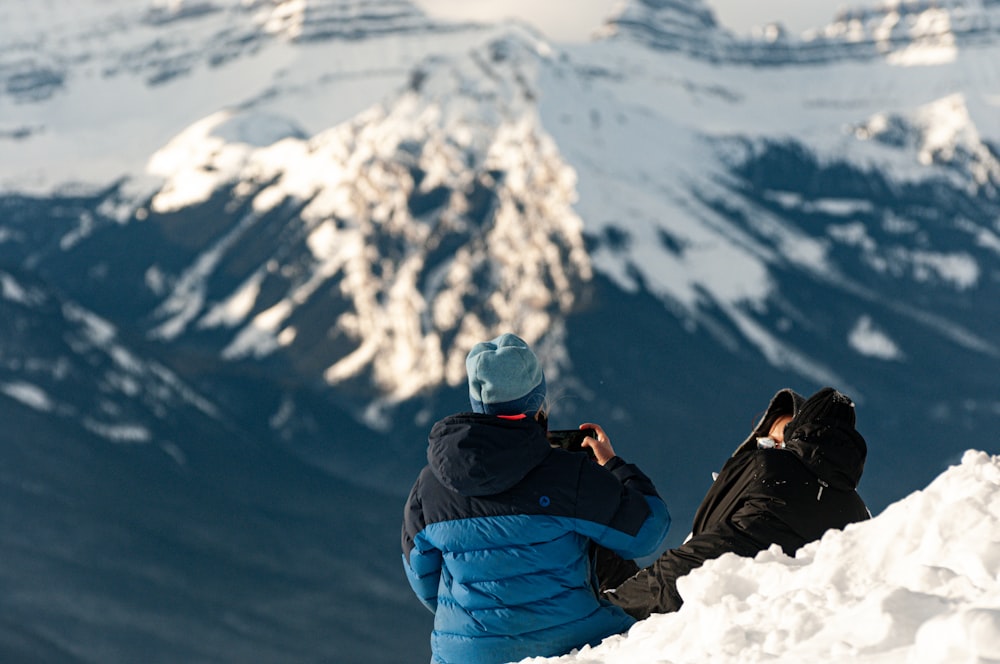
[606, 388, 870, 619]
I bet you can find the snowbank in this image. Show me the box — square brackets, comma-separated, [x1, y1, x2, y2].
[529, 450, 1000, 663]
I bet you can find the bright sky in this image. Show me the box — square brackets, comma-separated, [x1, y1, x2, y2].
[414, 0, 865, 42]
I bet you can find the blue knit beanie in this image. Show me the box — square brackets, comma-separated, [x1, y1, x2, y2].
[466, 333, 546, 416]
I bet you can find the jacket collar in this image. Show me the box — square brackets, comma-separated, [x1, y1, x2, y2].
[427, 413, 550, 496]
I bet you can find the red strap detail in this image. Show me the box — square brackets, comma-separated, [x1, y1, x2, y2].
[497, 414, 528, 420]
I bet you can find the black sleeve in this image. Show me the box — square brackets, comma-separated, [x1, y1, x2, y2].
[593, 544, 640, 593]
[401, 481, 422, 562]
[588, 456, 660, 590]
[570, 454, 670, 562]
[606, 457, 811, 619]
[602, 456, 660, 497]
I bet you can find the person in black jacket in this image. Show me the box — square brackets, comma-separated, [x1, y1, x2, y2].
[604, 386, 870, 619]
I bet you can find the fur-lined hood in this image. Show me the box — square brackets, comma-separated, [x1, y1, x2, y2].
[732, 388, 806, 457]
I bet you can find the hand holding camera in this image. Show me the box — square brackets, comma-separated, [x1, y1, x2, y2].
[548, 428, 597, 457]
[547, 424, 616, 465]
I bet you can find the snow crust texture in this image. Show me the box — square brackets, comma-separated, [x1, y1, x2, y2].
[531, 451, 1000, 664]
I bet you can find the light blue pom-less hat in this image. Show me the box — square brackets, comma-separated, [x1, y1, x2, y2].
[466, 333, 546, 416]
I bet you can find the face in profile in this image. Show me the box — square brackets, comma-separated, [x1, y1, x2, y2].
[768, 414, 794, 447]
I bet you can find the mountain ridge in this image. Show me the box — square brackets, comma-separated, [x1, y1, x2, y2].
[5, 3, 998, 495]
[599, 0, 1000, 66]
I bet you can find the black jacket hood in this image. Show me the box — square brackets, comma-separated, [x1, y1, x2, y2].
[733, 388, 867, 491]
[426, 413, 552, 497]
[733, 388, 806, 457]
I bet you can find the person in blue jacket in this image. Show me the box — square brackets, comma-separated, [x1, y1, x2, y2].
[401, 333, 670, 664]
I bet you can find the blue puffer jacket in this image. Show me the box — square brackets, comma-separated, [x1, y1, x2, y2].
[402, 413, 670, 664]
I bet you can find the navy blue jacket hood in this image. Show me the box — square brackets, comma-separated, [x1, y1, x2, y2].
[427, 413, 552, 496]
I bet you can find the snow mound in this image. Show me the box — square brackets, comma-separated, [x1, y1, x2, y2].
[531, 450, 1000, 663]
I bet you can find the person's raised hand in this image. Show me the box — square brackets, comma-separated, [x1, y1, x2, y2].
[579, 423, 616, 466]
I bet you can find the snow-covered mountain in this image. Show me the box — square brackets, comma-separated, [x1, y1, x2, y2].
[2, 0, 1000, 662]
[0, 0, 489, 192]
[601, 0, 1000, 66]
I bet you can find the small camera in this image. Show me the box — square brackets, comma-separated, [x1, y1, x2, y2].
[547, 428, 597, 459]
